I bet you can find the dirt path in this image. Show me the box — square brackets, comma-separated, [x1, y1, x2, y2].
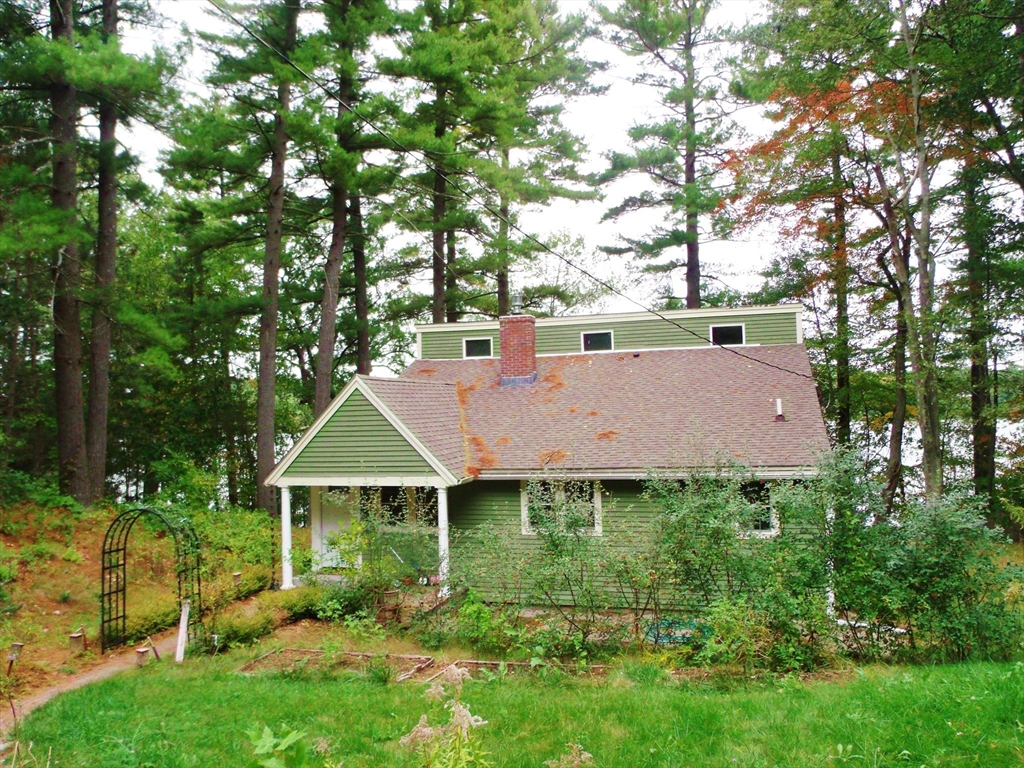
[0, 631, 179, 738]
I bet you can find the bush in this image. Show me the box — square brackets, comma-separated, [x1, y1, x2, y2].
[313, 583, 374, 622]
[125, 600, 180, 643]
[213, 609, 275, 650]
[268, 585, 325, 622]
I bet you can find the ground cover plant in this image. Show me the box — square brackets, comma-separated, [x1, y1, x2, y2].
[11, 653, 1024, 767]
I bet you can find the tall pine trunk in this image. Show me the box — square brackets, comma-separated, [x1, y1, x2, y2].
[682, 17, 700, 309]
[962, 164, 999, 521]
[50, 0, 90, 502]
[313, 179, 346, 415]
[351, 195, 371, 375]
[832, 152, 851, 445]
[496, 149, 511, 316]
[86, 0, 118, 504]
[445, 229, 458, 322]
[256, 0, 300, 516]
[431, 85, 447, 324]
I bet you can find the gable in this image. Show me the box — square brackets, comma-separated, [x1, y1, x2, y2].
[281, 389, 434, 479]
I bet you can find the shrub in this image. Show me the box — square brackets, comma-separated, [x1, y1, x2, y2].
[313, 583, 374, 622]
[19, 541, 59, 566]
[214, 609, 275, 649]
[125, 600, 180, 643]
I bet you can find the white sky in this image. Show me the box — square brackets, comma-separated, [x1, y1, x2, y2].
[119, 0, 778, 315]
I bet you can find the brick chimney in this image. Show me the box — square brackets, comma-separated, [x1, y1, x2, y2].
[499, 313, 537, 386]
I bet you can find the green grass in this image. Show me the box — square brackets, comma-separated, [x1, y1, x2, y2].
[14, 658, 1024, 767]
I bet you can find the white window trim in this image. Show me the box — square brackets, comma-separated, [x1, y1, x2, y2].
[463, 336, 494, 359]
[580, 329, 614, 353]
[709, 322, 745, 347]
[520, 479, 603, 536]
[737, 509, 780, 539]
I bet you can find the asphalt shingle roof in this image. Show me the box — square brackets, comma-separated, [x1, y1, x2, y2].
[363, 344, 829, 480]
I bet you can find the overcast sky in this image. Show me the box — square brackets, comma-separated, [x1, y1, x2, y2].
[120, 0, 775, 314]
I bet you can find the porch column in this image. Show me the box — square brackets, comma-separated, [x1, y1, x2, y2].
[437, 486, 450, 597]
[281, 486, 294, 589]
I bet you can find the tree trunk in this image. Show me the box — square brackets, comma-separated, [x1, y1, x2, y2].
[832, 152, 851, 446]
[351, 195, 371, 375]
[445, 228, 459, 323]
[50, 0, 90, 503]
[682, 18, 700, 309]
[314, 180, 347, 416]
[882, 272, 907, 516]
[431, 86, 447, 324]
[86, 0, 118, 504]
[896, 0, 943, 503]
[256, 0, 300, 516]
[962, 164, 998, 519]
[496, 148, 511, 316]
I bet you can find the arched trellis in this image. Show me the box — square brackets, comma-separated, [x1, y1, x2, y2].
[100, 507, 203, 652]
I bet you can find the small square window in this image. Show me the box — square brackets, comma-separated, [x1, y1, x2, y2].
[711, 324, 744, 346]
[582, 331, 613, 352]
[463, 338, 492, 358]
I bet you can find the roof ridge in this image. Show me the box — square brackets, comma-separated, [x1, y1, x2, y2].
[377, 377, 457, 387]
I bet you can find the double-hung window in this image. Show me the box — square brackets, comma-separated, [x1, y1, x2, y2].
[520, 479, 602, 536]
[738, 481, 778, 538]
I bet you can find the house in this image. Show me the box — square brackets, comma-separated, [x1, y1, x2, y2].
[266, 303, 830, 589]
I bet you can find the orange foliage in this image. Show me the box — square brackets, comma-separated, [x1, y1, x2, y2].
[595, 430, 620, 441]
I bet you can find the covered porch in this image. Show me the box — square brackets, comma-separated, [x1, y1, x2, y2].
[275, 478, 452, 592]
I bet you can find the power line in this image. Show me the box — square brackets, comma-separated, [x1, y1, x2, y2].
[203, 0, 815, 382]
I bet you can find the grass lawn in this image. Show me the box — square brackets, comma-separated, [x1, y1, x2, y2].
[13, 656, 1024, 767]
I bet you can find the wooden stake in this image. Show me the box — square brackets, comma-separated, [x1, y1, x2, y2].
[174, 600, 190, 663]
[135, 647, 149, 668]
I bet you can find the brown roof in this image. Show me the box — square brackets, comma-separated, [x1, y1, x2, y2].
[365, 344, 829, 480]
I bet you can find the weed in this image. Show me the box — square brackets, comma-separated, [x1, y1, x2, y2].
[621, 659, 667, 686]
[341, 611, 386, 644]
[61, 547, 84, 564]
[19, 542, 57, 566]
[57, 590, 71, 603]
[544, 743, 595, 767]
[366, 655, 396, 686]
[401, 665, 490, 768]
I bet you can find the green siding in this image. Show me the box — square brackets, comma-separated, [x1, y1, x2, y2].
[283, 389, 433, 477]
[421, 332, 500, 360]
[450, 479, 807, 609]
[419, 310, 798, 360]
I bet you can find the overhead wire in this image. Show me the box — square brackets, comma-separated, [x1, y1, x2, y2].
[203, 0, 816, 382]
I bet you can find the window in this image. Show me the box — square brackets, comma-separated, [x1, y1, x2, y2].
[463, 337, 492, 358]
[710, 324, 744, 346]
[582, 330, 613, 352]
[739, 481, 778, 538]
[521, 479, 602, 535]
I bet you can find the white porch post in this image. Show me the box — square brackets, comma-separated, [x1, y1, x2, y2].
[281, 486, 294, 589]
[437, 486, 450, 597]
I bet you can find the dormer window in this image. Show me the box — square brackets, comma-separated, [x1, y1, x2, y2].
[582, 330, 613, 352]
[710, 324, 744, 346]
[463, 337, 492, 358]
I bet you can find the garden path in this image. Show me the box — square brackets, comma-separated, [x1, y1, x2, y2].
[0, 630, 178, 739]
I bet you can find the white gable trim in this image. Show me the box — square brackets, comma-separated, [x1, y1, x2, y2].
[357, 381, 460, 486]
[265, 376, 458, 488]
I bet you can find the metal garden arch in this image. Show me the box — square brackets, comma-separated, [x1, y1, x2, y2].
[100, 507, 203, 651]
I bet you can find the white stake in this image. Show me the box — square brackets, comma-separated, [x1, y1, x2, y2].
[174, 599, 190, 663]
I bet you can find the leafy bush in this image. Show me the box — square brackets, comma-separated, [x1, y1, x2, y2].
[19, 541, 58, 566]
[313, 583, 373, 622]
[214, 609, 275, 649]
[125, 600, 180, 643]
